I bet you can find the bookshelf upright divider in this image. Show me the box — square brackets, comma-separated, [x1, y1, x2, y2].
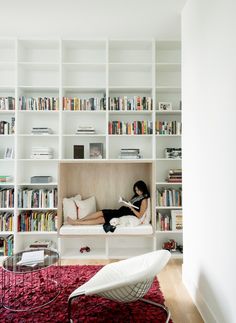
[0, 39, 182, 259]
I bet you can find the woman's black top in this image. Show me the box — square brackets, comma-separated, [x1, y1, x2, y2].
[102, 196, 146, 224]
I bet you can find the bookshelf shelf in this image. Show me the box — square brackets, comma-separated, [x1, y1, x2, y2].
[0, 38, 182, 258]
[0, 231, 14, 235]
[18, 208, 57, 211]
[17, 231, 57, 235]
[156, 206, 182, 209]
[156, 182, 182, 185]
[156, 230, 183, 234]
[18, 182, 58, 186]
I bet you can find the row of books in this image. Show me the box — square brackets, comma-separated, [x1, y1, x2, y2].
[156, 121, 182, 135]
[0, 118, 15, 135]
[156, 210, 183, 231]
[18, 211, 57, 232]
[119, 148, 142, 159]
[108, 121, 153, 135]
[108, 96, 152, 111]
[0, 97, 15, 110]
[0, 188, 14, 208]
[0, 234, 14, 256]
[63, 96, 106, 111]
[19, 96, 59, 111]
[18, 188, 58, 208]
[156, 188, 182, 207]
[166, 169, 182, 183]
[31, 147, 53, 159]
[0, 212, 13, 231]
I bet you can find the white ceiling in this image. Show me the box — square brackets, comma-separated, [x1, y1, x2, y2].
[0, 0, 187, 39]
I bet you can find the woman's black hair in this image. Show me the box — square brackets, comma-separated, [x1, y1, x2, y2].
[132, 180, 150, 198]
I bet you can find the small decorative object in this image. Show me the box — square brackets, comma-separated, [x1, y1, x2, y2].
[90, 143, 103, 159]
[80, 246, 91, 253]
[164, 148, 182, 159]
[162, 239, 177, 251]
[158, 102, 172, 111]
[74, 145, 84, 159]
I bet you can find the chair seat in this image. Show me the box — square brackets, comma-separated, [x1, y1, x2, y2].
[60, 224, 153, 235]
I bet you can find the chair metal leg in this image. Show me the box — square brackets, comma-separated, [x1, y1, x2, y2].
[68, 294, 83, 323]
[140, 298, 171, 323]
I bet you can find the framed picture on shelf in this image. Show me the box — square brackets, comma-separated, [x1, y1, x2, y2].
[171, 209, 183, 231]
[4, 147, 14, 159]
[158, 102, 172, 111]
[89, 143, 103, 159]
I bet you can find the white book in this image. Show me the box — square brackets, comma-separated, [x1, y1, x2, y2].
[17, 250, 44, 265]
[118, 196, 139, 209]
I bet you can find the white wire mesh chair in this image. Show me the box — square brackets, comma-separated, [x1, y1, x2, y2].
[68, 250, 171, 323]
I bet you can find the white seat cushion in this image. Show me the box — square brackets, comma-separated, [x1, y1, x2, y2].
[60, 224, 153, 235]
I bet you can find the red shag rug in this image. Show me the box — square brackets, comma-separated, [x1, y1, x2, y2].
[0, 265, 172, 323]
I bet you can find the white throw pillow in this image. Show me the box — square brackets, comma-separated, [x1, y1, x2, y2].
[63, 194, 82, 221]
[76, 196, 96, 220]
[110, 215, 141, 227]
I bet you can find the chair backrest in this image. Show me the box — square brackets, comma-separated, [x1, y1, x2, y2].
[84, 250, 171, 302]
[140, 198, 151, 224]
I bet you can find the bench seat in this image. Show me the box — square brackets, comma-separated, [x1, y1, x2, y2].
[60, 224, 153, 235]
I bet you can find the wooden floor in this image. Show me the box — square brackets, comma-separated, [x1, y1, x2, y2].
[62, 258, 204, 323]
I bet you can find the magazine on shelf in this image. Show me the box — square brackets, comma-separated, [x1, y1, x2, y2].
[118, 197, 139, 209]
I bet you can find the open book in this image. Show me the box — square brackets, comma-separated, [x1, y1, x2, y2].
[119, 197, 139, 209]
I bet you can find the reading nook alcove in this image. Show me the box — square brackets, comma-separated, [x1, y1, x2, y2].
[58, 160, 155, 259]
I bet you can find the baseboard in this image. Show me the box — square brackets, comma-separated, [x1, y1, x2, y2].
[182, 264, 217, 323]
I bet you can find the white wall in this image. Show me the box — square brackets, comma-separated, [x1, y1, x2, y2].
[0, 0, 186, 39]
[182, 0, 236, 322]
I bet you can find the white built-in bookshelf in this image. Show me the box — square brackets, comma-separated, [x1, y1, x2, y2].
[0, 39, 182, 259]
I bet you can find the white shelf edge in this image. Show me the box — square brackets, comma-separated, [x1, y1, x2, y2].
[17, 231, 57, 235]
[156, 230, 183, 234]
[18, 208, 57, 211]
[18, 182, 58, 186]
[156, 206, 182, 209]
[156, 182, 182, 185]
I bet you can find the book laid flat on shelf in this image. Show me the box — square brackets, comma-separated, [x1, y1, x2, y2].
[30, 176, 52, 183]
[31, 127, 53, 135]
[76, 126, 95, 135]
[29, 240, 54, 249]
[0, 175, 13, 182]
[17, 250, 44, 266]
[118, 197, 139, 209]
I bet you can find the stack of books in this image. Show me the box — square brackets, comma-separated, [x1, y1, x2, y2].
[119, 148, 142, 159]
[29, 240, 54, 249]
[31, 127, 53, 135]
[0, 234, 14, 256]
[76, 126, 95, 135]
[164, 148, 182, 159]
[31, 147, 53, 159]
[166, 169, 182, 183]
